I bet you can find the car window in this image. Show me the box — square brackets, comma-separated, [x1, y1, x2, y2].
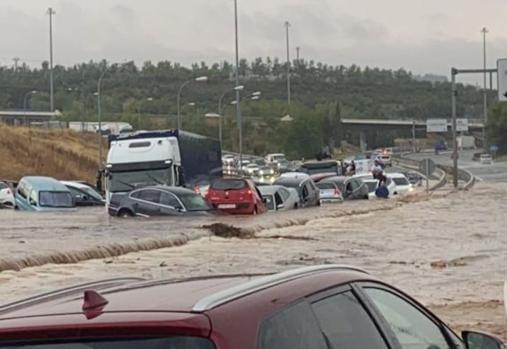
[136, 189, 161, 203]
[17, 182, 27, 199]
[301, 183, 309, 198]
[0, 182, 7, 190]
[350, 179, 361, 190]
[312, 291, 388, 349]
[274, 192, 283, 206]
[179, 193, 210, 211]
[279, 188, 290, 201]
[317, 182, 335, 190]
[392, 177, 409, 186]
[263, 195, 275, 210]
[365, 287, 451, 349]
[211, 179, 246, 190]
[160, 191, 181, 208]
[258, 301, 328, 349]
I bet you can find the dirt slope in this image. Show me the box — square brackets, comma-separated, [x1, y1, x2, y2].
[0, 124, 101, 183]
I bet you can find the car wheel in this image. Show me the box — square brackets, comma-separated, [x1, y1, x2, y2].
[364, 194, 369, 200]
[294, 203, 298, 209]
[253, 206, 258, 215]
[118, 209, 134, 218]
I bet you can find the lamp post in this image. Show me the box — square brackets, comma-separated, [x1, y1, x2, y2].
[205, 112, 222, 143]
[233, 0, 242, 168]
[23, 90, 37, 126]
[47, 7, 55, 112]
[137, 97, 153, 129]
[177, 76, 207, 130]
[481, 27, 488, 147]
[217, 85, 244, 146]
[230, 91, 262, 155]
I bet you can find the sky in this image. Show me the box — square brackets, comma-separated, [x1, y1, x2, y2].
[1, 0, 506, 84]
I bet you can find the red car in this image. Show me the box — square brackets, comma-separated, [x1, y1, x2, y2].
[0, 265, 502, 349]
[206, 178, 266, 215]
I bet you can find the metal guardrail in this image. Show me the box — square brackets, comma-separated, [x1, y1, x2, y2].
[393, 154, 447, 191]
[395, 152, 476, 190]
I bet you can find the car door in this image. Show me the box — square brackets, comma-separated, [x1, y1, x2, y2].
[350, 179, 364, 200]
[131, 189, 162, 216]
[309, 285, 392, 349]
[358, 283, 464, 349]
[306, 180, 319, 206]
[158, 191, 183, 216]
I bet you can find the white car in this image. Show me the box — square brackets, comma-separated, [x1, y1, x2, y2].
[376, 154, 392, 167]
[243, 163, 260, 176]
[265, 153, 287, 164]
[279, 172, 310, 180]
[480, 153, 493, 165]
[353, 174, 397, 197]
[0, 181, 15, 208]
[386, 173, 414, 196]
[258, 185, 299, 211]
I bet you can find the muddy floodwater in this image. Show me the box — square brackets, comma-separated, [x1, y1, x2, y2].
[1, 183, 506, 338]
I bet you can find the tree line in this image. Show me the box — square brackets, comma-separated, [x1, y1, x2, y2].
[0, 58, 493, 158]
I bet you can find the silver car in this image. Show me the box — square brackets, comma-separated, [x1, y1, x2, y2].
[258, 185, 299, 211]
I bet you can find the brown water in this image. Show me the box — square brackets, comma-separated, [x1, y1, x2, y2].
[1, 183, 505, 337]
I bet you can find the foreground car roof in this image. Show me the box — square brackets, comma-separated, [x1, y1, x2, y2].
[0, 266, 371, 321]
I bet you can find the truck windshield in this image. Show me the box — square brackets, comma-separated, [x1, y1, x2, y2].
[39, 191, 74, 208]
[109, 168, 173, 193]
[1, 337, 214, 349]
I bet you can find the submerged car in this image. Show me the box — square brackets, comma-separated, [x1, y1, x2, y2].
[206, 178, 266, 215]
[15, 176, 75, 211]
[0, 265, 501, 349]
[61, 181, 105, 206]
[0, 181, 15, 208]
[387, 173, 414, 195]
[258, 185, 299, 211]
[274, 175, 320, 208]
[320, 176, 369, 200]
[109, 186, 212, 217]
[316, 181, 343, 203]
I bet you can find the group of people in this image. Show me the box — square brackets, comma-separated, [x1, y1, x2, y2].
[345, 159, 389, 199]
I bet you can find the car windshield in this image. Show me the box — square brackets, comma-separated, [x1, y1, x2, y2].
[179, 193, 211, 211]
[317, 182, 335, 190]
[0, 337, 214, 349]
[211, 179, 246, 190]
[81, 187, 104, 201]
[39, 191, 74, 208]
[392, 177, 409, 186]
[109, 168, 172, 193]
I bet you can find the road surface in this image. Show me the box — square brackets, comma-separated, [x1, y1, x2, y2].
[407, 150, 507, 183]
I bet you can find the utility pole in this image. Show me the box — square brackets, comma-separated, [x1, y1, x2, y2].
[412, 119, 416, 153]
[296, 47, 300, 62]
[481, 27, 488, 147]
[47, 7, 56, 112]
[285, 21, 291, 106]
[13, 57, 20, 71]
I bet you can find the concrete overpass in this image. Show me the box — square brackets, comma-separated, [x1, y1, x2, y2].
[0, 110, 62, 126]
[340, 118, 485, 149]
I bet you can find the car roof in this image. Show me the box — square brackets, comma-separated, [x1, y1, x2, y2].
[386, 173, 407, 178]
[275, 176, 307, 185]
[320, 176, 348, 183]
[0, 266, 371, 321]
[60, 181, 90, 189]
[258, 185, 285, 195]
[136, 186, 197, 195]
[20, 177, 69, 192]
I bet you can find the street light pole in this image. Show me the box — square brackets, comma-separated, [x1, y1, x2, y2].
[481, 27, 488, 147]
[97, 68, 108, 166]
[177, 76, 207, 130]
[285, 21, 291, 106]
[47, 8, 56, 112]
[23, 90, 37, 126]
[451, 68, 458, 188]
[234, 0, 242, 166]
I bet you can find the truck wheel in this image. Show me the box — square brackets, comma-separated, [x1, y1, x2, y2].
[118, 209, 134, 218]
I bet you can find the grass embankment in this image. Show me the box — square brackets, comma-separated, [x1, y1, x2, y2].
[0, 124, 102, 183]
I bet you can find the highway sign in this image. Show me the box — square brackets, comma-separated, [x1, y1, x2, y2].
[426, 119, 447, 133]
[419, 158, 436, 176]
[497, 59, 507, 102]
[456, 118, 469, 132]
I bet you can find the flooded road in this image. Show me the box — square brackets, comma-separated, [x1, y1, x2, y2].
[0, 183, 506, 337]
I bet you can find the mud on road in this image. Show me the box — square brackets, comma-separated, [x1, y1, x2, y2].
[0, 183, 506, 338]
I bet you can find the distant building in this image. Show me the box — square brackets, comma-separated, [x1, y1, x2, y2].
[414, 74, 448, 84]
[0, 110, 62, 125]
